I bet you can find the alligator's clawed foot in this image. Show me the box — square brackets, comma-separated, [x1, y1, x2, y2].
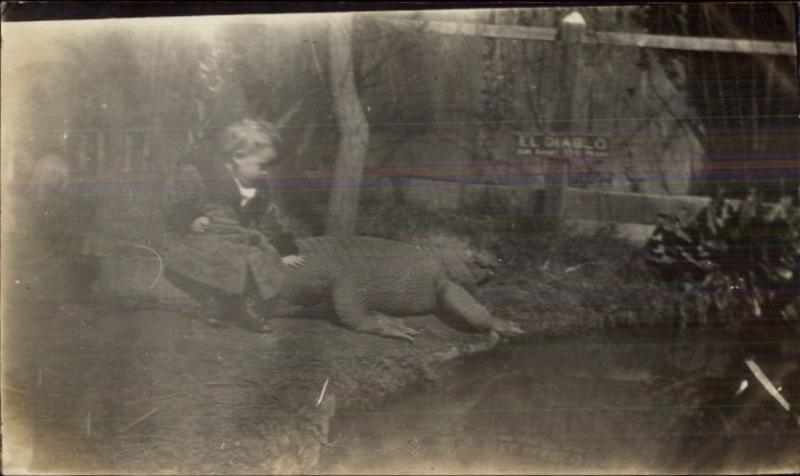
[374, 315, 419, 343]
[221, 318, 272, 334]
[379, 328, 416, 343]
[491, 319, 525, 338]
[395, 321, 420, 337]
[205, 317, 227, 329]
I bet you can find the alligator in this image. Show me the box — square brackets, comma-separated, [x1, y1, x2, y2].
[269, 235, 525, 342]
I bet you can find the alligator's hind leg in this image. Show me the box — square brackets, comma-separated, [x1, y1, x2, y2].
[333, 278, 418, 343]
[437, 279, 525, 337]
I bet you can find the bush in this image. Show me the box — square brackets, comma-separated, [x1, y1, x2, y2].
[644, 192, 800, 330]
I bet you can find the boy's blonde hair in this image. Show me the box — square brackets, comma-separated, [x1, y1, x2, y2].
[220, 118, 282, 157]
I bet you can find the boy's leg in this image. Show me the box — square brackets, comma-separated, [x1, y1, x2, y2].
[213, 293, 270, 333]
[214, 270, 271, 333]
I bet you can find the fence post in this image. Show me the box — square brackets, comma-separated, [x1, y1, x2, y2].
[545, 158, 570, 225]
[545, 11, 586, 229]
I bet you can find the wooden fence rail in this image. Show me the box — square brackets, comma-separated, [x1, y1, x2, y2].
[376, 18, 797, 56]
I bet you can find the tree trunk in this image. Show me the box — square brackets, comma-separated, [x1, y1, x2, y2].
[325, 14, 370, 236]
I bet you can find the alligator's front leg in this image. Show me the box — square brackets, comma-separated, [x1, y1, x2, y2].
[332, 277, 419, 343]
[437, 279, 524, 337]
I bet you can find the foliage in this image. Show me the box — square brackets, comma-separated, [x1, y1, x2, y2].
[645, 192, 800, 329]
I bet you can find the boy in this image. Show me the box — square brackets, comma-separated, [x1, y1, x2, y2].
[162, 119, 306, 333]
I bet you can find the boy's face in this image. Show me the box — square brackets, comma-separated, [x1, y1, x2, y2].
[230, 137, 278, 185]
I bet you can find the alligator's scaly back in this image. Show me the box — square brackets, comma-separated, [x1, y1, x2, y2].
[296, 235, 488, 292]
[297, 236, 421, 262]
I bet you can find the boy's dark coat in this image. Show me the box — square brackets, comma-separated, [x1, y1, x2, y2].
[160, 158, 302, 300]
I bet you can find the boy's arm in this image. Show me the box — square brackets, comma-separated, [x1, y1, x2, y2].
[258, 195, 303, 257]
[270, 232, 300, 257]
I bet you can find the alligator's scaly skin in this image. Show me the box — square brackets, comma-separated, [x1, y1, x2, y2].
[274, 236, 524, 342]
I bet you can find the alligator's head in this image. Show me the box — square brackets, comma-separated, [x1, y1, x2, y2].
[467, 249, 501, 287]
[417, 236, 501, 294]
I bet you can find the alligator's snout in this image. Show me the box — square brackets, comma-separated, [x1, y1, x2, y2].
[473, 251, 501, 269]
[470, 252, 499, 287]
[476, 270, 494, 286]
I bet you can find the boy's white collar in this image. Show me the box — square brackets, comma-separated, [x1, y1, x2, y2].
[226, 163, 257, 206]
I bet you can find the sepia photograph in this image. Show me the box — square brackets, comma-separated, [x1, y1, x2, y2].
[1, 2, 799, 474]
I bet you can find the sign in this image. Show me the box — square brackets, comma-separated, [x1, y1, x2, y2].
[513, 133, 612, 159]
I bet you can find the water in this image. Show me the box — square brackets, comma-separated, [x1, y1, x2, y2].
[318, 332, 799, 474]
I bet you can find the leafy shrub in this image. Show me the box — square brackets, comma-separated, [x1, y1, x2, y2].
[644, 192, 800, 329]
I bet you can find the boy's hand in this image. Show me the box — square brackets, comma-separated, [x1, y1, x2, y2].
[282, 254, 306, 269]
[191, 216, 210, 234]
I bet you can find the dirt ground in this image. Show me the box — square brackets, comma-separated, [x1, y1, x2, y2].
[2, 229, 799, 474]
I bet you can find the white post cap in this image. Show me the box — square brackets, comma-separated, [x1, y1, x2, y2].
[562, 11, 586, 26]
